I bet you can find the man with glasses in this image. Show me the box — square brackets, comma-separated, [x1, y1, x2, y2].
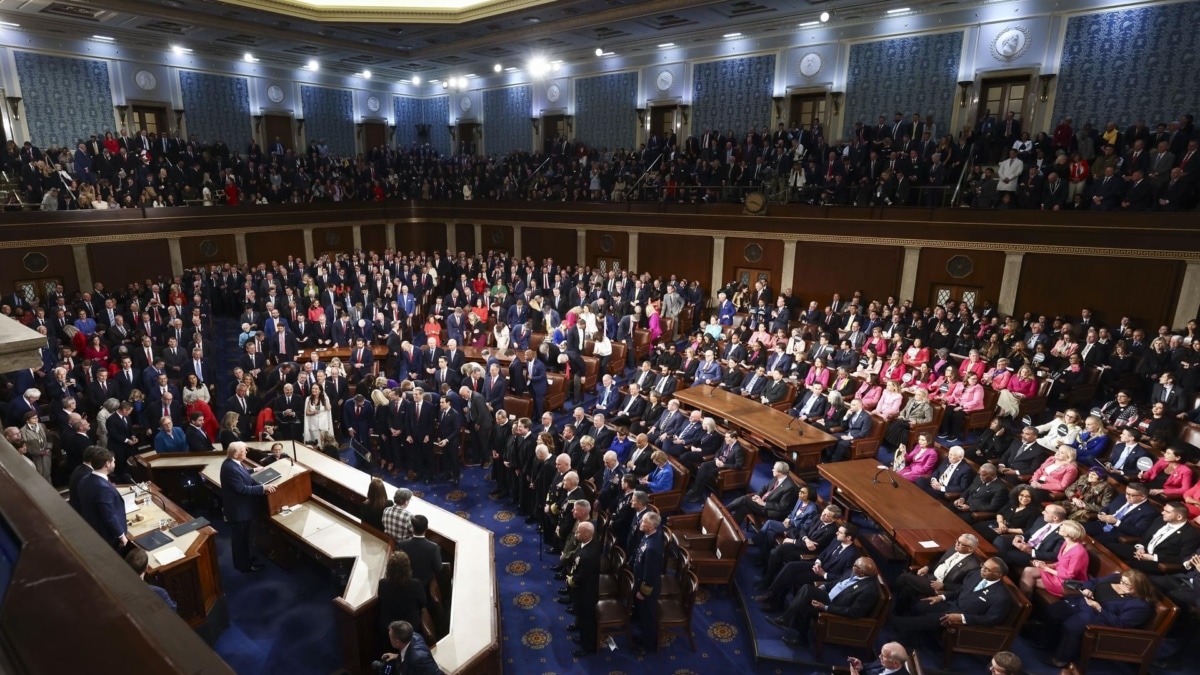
[890, 534, 981, 614]
[891, 556, 1012, 648]
[766, 555, 880, 648]
[846, 641, 909, 675]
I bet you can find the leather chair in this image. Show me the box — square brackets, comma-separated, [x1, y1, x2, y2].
[656, 570, 698, 651]
[595, 568, 635, 652]
[939, 576, 1031, 668]
[666, 496, 747, 586]
[544, 372, 566, 412]
[633, 329, 651, 362]
[598, 546, 627, 600]
[502, 394, 532, 420]
[530, 332, 546, 354]
[850, 415, 885, 460]
[581, 355, 600, 391]
[814, 574, 892, 658]
[1079, 594, 1177, 675]
[649, 457, 689, 514]
[714, 441, 758, 498]
[607, 342, 628, 376]
[1015, 378, 1052, 419]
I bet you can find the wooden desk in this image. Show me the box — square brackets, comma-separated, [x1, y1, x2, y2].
[674, 385, 835, 478]
[137, 444, 500, 675]
[120, 482, 224, 631]
[819, 459, 996, 566]
[462, 345, 516, 367]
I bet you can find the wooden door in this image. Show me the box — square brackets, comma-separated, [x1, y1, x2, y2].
[977, 77, 1029, 127]
[456, 122, 478, 156]
[542, 114, 565, 152]
[595, 257, 623, 275]
[131, 105, 169, 137]
[263, 114, 294, 152]
[14, 278, 62, 305]
[649, 106, 675, 138]
[363, 121, 386, 153]
[788, 93, 827, 129]
[931, 284, 982, 311]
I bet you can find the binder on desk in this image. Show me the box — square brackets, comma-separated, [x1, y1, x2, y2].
[169, 517, 211, 537]
[252, 467, 282, 486]
[134, 530, 173, 551]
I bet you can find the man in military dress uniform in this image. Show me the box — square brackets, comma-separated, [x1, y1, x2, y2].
[630, 511, 665, 655]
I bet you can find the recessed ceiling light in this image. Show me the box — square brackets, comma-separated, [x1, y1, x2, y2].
[887, 7, 911, 14]
[723, 32, 742, 38]
[819, 11, 830, 22]
[412, 75, 420, 85]
[493, 63, 502, 72]
[0, 21, 20, 28]
[798, 21, 819, 27]
[658, 42, 675, 48]
[93, 35, 115, 41]
[361, 70, 371, 79]
[243, 52, 257, 62]
[441, 81, 448, 89]
[171, 45, 192, 55]
[594, 47, 603, 57]
[306, 59, 319, 71]
[504, 67, 517, 72]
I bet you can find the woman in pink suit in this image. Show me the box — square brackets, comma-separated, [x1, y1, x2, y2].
[939, 372, 985, 443]
[897, 433, 939, 481]
[880, 352, 907, 383]
[862, 327, 889, 357]
[929, 365, 962, 404]
[855, 373, 884, 411]
[1029, 447, 1081, 501]
[646, 305, 662, 343]
[805, 357, 832, 389]
[1020, 520, 1088, 598]
[874, 379, 905, 418]
[1138, 447, 1195, 498]
[981, 358, 1013, 391]
[959, 349, 987, 380]
[902, 338, 930, 369]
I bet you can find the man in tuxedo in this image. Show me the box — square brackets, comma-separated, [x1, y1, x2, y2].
[728, 461, 798, 525]
[1085, 482, 1157, 544]
[1107, 502, 1200, 574]
[77, 449, 128, 549]
[891, 557, 1012, 650]
[220, 442, 277, 573]
[768, 555, 880, 648]
[379, 621, 440, 675]
[891, 534, 981, 614]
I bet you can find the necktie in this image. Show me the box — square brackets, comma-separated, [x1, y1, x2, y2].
[941, 463, 955, 484]
[1028, 523, 1053, 547]
[1104, 501, 1134, 532]
[195, 361, 203, 381]
[1147, 525, 1174, 553]
[828, 575, 857, 600]
[974, 579, 987, 592]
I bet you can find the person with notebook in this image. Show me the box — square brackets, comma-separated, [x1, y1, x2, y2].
[220, 442, 277, 573]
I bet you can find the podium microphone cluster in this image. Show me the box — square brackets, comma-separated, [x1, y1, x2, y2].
[873, 464, 899, 488]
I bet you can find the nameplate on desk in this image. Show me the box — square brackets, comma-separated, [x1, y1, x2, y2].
[169, 517, 211, 537]
[252, 467, 283, 485]
[135, 530, 174, 551]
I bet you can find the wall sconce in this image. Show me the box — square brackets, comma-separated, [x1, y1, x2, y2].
[116, 104, 129, 126]
[957, 80, 973, 108]
[5, 96, 21, 121]
[772, 96, 784, 118]
[830, 92, 842, 115]
[1037, 74, 1056, 102]
[636, 108, 647, 126]
[173, 108, 185, 129]
[565, 115, 574, 133]
[530, 117, 540, 134]
[679, 105, 690, 125]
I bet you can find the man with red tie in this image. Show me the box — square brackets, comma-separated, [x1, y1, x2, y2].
[726, 461, 800, 526]
[348, 337, 374, 383]
[342, 393, 374, 450]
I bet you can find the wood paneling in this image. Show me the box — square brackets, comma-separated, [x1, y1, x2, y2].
[722, 238, 784, 290]
[245, 230, 305, 265]
[792, 243, 903, 304]
[395, 223, 447, 255]
[0, 246, 78, 302]
[1015, 254, 1184, 328]
[638, 233, 712, 291]
[455, 223, 476, 255]
[479, 225, 513, 255]
[360, 224, 387, 254]
[179, 235, 237, 269]
[522, 227, 575, 266]
[913, 248, 1006, 309]
[312, 226, 354, 255]
[88, 241, 172, 289]
[585, 230, 628, 269]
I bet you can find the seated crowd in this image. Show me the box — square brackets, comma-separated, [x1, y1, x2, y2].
[3, 245, 1198, 671]
[5, 107, 1196, 211]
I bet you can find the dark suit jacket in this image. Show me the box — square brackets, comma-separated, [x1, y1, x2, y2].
[789, 390, 829, 418]
[823, 573, 881, 619]
[78, 472, 126, 547]
[1137, 521, 1200, 565]
[1092, 496, 1157, 539]
[219, 458, 266, 522]
[1021, 517, 1066, 561]
[761, 379, 790, 405]
[185, 424, 213, 451]
[925, 548, 981, 594]
[961, 477, 1009, 513]
[395, 632, 441, 675]
[612, 393, 647, 420]
[761, 476, 800, 520]
[396, 536, 443, 590]
[931, 459, 975, 494]
[997, 440, 1047, 476]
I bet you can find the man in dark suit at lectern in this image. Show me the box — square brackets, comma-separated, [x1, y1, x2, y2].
[220, 442, 276, 573]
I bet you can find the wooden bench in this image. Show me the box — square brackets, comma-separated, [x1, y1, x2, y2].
[666, 495, 747, 586]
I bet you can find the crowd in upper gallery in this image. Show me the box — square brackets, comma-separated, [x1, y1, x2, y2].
[2, 107, 1196, 212]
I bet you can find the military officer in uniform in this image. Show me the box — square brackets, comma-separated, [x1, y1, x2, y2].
[630, 511, 665, 655]
[563, 521, 602, 657]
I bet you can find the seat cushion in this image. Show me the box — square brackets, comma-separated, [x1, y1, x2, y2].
[596, 599, 626, 622]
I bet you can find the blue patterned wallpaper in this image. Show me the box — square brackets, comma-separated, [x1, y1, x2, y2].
[1054, 4, 1200, 128]
[13, 51, 115, 149]
[691, 56, 775, 140]
[424, 96, 451, 157]
[575, 72, 638, 151]
[482, 85, 531, 154]
[842, 32, 962, 140]
[393, 96, 423, 149]
[179, 71, 251, 146]
[300, 85, 354, 156]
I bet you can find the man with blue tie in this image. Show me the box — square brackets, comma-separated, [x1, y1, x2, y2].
[769, 554, 881, 648]
[891, 557, 1012, 650]
[523, 349, 547, 417]
[220, 442, 276, 573]
[758, 522, 861, 611]
[77, 449, 128, 549]
[662, 410, 703, 457]
[827, 398, 872, 463]
[591, 374, 619, 417]
[687, 430, 744, 503]
[1085, 482, 1156, 544]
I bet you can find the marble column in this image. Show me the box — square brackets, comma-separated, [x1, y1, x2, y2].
[385, 222, 396, 250]
[628, 232, 639, 272]
[473, 224, 483, 254]
[710, 236, 726, 300]
[445, 223, 457, 253]
[72, 244, 92, 293]
[234, 234, 248, 265]
[1172, 261, 1200, 330]
[899, 247, 920, 303]
[352, 225, 363, 252]
[167, 238, 184, 277]
[780, 240, 797, 291]
[302, 228, 315, 261]
[512, 225, 522, 259]
[997, 252, 1024, 317]
[576, 230, 586, 268]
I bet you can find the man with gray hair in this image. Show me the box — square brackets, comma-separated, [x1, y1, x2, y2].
[220, 441, 276, 572]
[557, 499, 592, 567]
[847, 641, 908, 675]
[890, 533, 981, 614]
[727, 460, 799, 525]
[381, 487, 414, 543]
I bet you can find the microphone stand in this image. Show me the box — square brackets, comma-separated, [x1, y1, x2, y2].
[707, 382, 716, 398]
[872, 464, 900, 488]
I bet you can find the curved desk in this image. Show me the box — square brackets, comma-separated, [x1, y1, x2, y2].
[138, 444, 500, 674]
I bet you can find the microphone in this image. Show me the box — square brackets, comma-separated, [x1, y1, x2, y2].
[786, 415, 794, 431]
[707, 382, 716, 398]
[290, 439, 299, 466]
[873, 464, 899, 487]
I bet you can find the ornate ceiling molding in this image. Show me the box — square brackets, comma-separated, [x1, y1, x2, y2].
[218, 0, 555, 24]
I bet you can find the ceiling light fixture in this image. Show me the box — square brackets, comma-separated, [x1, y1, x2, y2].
[306, 59, 319, 71]
[171, 45, 192, 55]
[595, 47, 603, 57]
[412, 75, 420, 85]
[429, 78, 440, 83]
[723, 32, 742, 38]
[93, 35, 115, 41]
[361, 70, 371, 79]
[658, 42, 675, 48]
[504, 67, 518, 72]
[798, 21, 819, 27]
[493, 63, 502, 73]
[887, 7, 911, 14]
[0, 21, 20, 28]
[243, 52, 257, 62]
[601, 51, 615, 57]
[819, 11, 830, 22]
[529, 57, 551, 77]
[442, 81, 449, 89]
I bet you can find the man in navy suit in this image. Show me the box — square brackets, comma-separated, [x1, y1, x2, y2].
[1084, 481, 1157, 544]
[520, 349, 547, 417]
[1108, 502, 1200, 574]
[1106, 429, 1150, 479]
[994, 504, 1067, 570]
[827, 398, 872, 463]
[342, 394, 374, 449]
[756, 522, 861, 612]
[687, 430, 744, 503]
[629, 511, 665, 656]
[434, 396, 463, 484]
[916, 445, 974, 500]
[220, 442, 276, 573]
[891, 557, 1012, 650]
[406, 392, 436, 481]
[609, 383, 647, 428]
[346, 337, 374, 383]
[77, 449, 128, 549]
[769, 555, 881, 648]
[788, 383, 828, 421]
[590, 374, 620, 417]
[379, 620, 441, 675]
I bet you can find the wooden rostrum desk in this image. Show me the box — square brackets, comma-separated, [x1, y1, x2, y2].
[137, 442, 500, 674]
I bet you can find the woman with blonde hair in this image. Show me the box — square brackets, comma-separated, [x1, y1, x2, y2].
[1019, 519, 1088, 598]
[218, 411, 241, 447]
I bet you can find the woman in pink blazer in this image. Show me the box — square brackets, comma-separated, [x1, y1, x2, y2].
[1030, 447, 1081, 497]
[982, 358, 1013, 391]
[862, 328, 889, 357]
[805, 358, 832, 389]
[897, 433, 939, 480]
[1139, 447, 1195, 498]
[856, 373, 884, 411]
[1020, 520, 1089, 598]
[902, 338, 930, 369]
[874, 379, 905, 418]
[959, 350, 987, 380]
[939, 372, 985, 442]
[929, 366, 962, 403]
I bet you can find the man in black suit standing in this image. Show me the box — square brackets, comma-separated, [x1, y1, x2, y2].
[629, 511, 664, 656]
[395, 515, 443, 592]
[891, 557, 1012, 650]
[219, 442, 276, 573]
[770, 555, 881, 648]
[77, 449, 128, 549]
[271, 383, 304, 441]
[433, 396, 463, 485]
[105, 401, 139, 478]
[563, 521, 602, 657]
[406, 392, 436, 482]
[891, 534, 981, 614]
